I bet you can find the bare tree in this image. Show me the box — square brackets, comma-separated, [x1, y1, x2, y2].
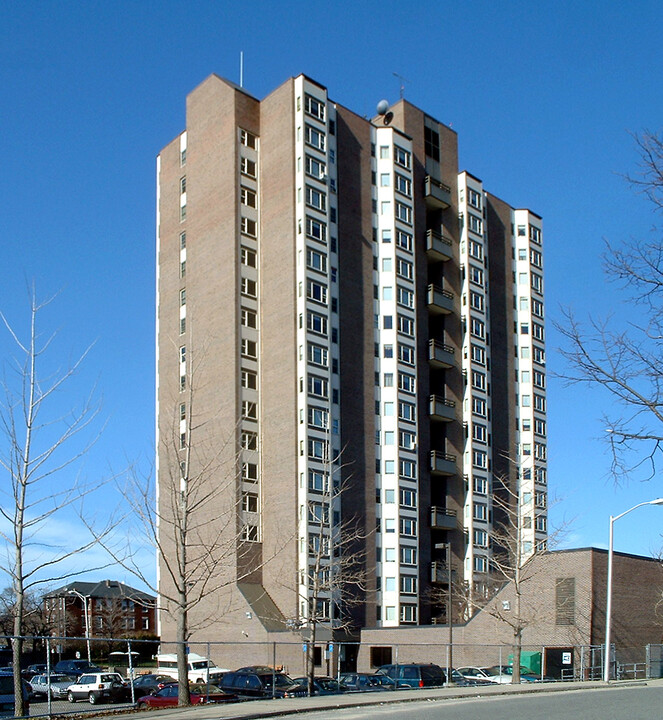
[557, 131, 663, 481]
[0, 292, 109, 714]
[298, 457, 368, 696]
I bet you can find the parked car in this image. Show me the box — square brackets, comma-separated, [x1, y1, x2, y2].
[0, 672, 30, 717]
[135, 683, 235, 708]
[66, 672, 130, 704]
[375, 663, 447, 688]
[29, 674, 77, 700]
[25, 665, 47, 676]
[339, 672, 395, 692]
[155, 653, 228, 683]
[457, 666, 510, 684]
[53, 660, 102, 677]
[220, 667, 308, 698]
[290, 676, 347, 695]
[130, 674, 174, 697]
[483, 665, 539, 682]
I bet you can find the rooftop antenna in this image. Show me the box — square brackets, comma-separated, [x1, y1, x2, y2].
[393, 72, 409, 99]
[240, 51, 244, 88]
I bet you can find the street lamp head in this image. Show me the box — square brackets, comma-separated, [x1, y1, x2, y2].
[649, 498, 663, 505]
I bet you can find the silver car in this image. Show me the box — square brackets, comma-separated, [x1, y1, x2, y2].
[29, 674, 77, 700]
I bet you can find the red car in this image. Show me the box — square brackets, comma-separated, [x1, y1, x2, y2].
[136, 683, 235, 708]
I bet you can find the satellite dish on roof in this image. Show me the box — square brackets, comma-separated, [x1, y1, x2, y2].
[376, 99, 389, 116]
[383, 112, 394, 126]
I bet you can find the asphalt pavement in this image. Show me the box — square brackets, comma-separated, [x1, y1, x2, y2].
[92, 678, 662, 720]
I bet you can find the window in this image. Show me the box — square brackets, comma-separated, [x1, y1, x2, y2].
[534, 394, 546, 412]
[474, 529, 488, 547]
[308, 343, 328, 367]
[396, 258, 413, 280]
[306, 248, 327, 273]
[535, 515, 547, 532]
[399, 401, 416, 422]
[473, 423, 487, 443]
[380, 172, 390, 186]
[531, 272, 543, 293]
[473, 503, 487, 521]
[395, 202, 412, 224]
[180, 288, 186, 306]
[385, 518, 396, 533]
[534, 442, 547, 460]
[308, 470, 327, 492]
[517, 224, 526, 237]
[474, 475, 488, 495]
[530, 226, 542, 244]
[471, 370, 486, 391]
[242, 492, 259, 512]
[241, 277, 257, 298]
[242, 400, 257, 420]
[240, 129, 257, 149]
[399, 430, 416, 450]
[469, 239, 483, 260]
[400, 459, 416, 479]
[305, 154, 326, 180]
[308, 438, 327, 460]
[474, 556, 488, 573]
[398, 315, 414, 337]
[379, 145, 389, 159]
[241, 307, 257, 328]
[241, 431, 258, 451]
[530, 248, 542, 267]
[179, 345, 186, 365]
[308, 502, 329, 524]
[400, 546, 417, 565]
[304, 94, 326, 121]
[179, 231, 186, 250]
[242, 462, 258, 481]
[532, 322, 545, 341]
[399, 344, 415, 365]
[306, 185, 327, 211]
[396, 230, 413, 252]
[399, 373, 415, 393]
[384, 460, 395, 474]
[394, 145, 411, 169]
[241, 246, 257, 267]
[471, 344, 486, 365]
[468, 188, 482, 209]
[401, 575, 417, 594]
[241, 524, 259, 542]
[522, 395, 531, 407]
[307, 280, 328, 304]
[241, 217, 257, 237]
[305, 124, 326, 150]
[240, 157, 256, 178]
[395, 173, 412, 196]
[180, 260, 186, 278]
[241, 369, 257, 389]
[400, 488, 417, 507]
[400, 518, 417, 536]
[533, 370, 546, 389]
[518, 248, 527, 260]
[308, 375, 328, 398]
[469, 265, 484, 286]
[240, 186, 257, 208]
[470, 317, 485, 339]
[533, 346, 545, 365]
[473, 449, 487, 469]
[397, 286, 414, 308]
[472, 397, 486, 417]
[241, 338, 257, 358]
[307, 311, 328, 336]
[424, 126, 440, 161]
[180, 204, 186, 221]
[532, 298, 544, 318]
[468, 213, 483, 235]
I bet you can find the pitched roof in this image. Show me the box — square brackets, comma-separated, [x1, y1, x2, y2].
[45, 580, 155, 603]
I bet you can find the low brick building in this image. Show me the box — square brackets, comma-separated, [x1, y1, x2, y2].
[358, 548, 663, 678]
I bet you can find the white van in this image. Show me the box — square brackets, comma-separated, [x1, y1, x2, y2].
[155, 653, 227, 683]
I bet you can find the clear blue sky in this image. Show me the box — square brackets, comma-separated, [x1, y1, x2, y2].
[1, 0, 662, 592]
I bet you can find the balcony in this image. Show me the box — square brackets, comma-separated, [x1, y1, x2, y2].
[429, 395, 455, 422]
[431, 506, 457, 530]
[427, 284, 454, 315]
[428, 340, 455, 369]
[430, 561, 457, 584]
[430, 450, 457, 476]
[425, 175, 452, 209]
[425, 229, 453, 262]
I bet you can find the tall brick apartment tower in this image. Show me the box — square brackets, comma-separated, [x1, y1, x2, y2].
[156, 74, 548, 649]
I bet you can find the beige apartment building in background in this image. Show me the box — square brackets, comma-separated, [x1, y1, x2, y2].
[155, 73, 548, 653]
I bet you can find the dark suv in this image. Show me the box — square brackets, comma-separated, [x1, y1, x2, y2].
[220, 667, 307, 698]
[53, 660, 102, 677]
[375, 663, 447, 688]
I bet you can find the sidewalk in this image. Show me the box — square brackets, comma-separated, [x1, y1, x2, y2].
[104, 678, 660, 720]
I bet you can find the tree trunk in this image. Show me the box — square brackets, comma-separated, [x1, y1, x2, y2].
[512, 629, 522, 683]
[176, 598, 191, 706]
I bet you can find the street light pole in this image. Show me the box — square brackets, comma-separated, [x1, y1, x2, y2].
[68, 589, 91, 663]
[603, 498, 663, 682]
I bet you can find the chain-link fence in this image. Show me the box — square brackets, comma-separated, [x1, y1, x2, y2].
[1, 634, 656, 717]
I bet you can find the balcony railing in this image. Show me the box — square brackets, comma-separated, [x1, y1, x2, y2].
[429, 395, 455, 422]
[425, 229, 453, 262]
[425, 175, 452, 209]
[431, 506, 457, 530]
[430, 450, 457, 476]
[430, 561, 456, 584]
[428, 339, 455, 369]
[427, 284, 454, 315]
